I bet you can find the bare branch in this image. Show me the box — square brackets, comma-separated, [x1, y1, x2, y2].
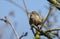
[0, 16, 19, 39]
[45, 28, 60, 32]
[5, 17, 19, 39]
[7, 0, 29, 16]
[23, 0, 29, 15]
[31, 24, 52, 39]
[43, 4, 54, 24]
[19, 32, 28, 39]
[7, 0, 25, 12]
[9, 22, 17, 39]
[30, 27, 36, 36]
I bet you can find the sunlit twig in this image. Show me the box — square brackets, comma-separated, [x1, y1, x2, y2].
[43, 4, 54, 24]
[46, 28, 60, 32]
[0, 16, 19, 39]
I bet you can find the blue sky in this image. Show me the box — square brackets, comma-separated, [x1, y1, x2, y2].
[0, 0, 60, 39]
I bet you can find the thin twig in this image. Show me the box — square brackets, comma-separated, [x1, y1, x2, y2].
[7, 0, 30, 18]
[7, 0, 25, 12]
[43, 4, 54, 24]
[32, 24, 52, 39]
[19, 32, 28, 39]
[45, 28, 60, 33]
[40, 4, 54, 29]
[0, 17, 19, 39]
[10, 22, 17, 39]
[7, 0, 29, 15]
[31, 27, 35, 36]
[23, 0, 29, 15]
[6, 17, 19, 39]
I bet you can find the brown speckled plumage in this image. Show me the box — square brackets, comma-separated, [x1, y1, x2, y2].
[29, 11, 43, 26]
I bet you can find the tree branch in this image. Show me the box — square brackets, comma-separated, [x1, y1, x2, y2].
[31, 27, 36, 36]
[7, 0, 29, 16]
[31, 24, 52, 39]
[7, 0, 25, 12]
[23, 0, 29, 15]
[43, 4, 54, 24]
[0, 16, 19, 39]
[19, 32, 28, 39]
[45, 28, 60, 33]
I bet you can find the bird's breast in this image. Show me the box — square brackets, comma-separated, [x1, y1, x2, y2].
[29, 13, 42, 26]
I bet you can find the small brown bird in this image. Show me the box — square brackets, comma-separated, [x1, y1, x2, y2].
[29, 11, 48, 29]
[29, 11, 43, 26]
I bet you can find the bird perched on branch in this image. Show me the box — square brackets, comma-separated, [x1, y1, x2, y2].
[29, 11, 48, 29]
[47, 0, 60, 10]
[29, 11, 43, 26]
